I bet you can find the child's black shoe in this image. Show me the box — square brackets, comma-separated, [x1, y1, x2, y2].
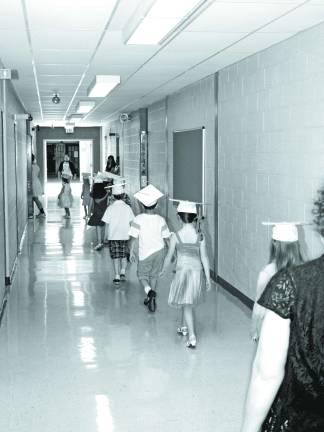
[147, 289, 156, 312]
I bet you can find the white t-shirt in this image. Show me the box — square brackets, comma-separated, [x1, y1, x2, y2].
[128, 213, 171, 260]
[102, 200, 134, 240]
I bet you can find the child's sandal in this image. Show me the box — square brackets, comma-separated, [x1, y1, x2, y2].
[177, 326, 188, 336]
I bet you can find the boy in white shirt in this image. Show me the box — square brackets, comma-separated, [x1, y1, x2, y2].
[129, 185, 171, 312]
[102, 183, 134, 286]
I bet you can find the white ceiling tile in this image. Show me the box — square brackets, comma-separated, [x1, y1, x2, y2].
[258, 4, 324, 33]
[31, 30, 100, 51]
[27, 0, 117, 30]
[37, 64, 87, 75]
[187, 2, 306, 32]
[35, 49, 91, 64]
[165, 31, 249, 53]
[0, 0, 25, 29]
[225, 32, 294, 53]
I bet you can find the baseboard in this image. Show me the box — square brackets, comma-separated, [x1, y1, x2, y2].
[211, 271, 253, 310]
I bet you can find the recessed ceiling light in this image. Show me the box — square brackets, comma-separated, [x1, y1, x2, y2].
[76, 101, 96, 114]
[87, 75, 120, 98]
[125, 0, 206, 45]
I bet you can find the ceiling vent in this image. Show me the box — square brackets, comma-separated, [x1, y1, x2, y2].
[119, 112, 131, 123]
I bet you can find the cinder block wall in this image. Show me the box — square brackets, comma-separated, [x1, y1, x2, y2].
[218, 22, 324, 299]
[0, 76, 27, 301]
[148, 100, 168, 217]
[167, 76, 216, 267]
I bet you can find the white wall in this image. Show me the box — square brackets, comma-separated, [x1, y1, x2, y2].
[218, 22, 324, 299]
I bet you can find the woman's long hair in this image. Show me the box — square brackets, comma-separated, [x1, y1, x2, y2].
[269, 240, 304, 271]
[105, 155, 116, 172]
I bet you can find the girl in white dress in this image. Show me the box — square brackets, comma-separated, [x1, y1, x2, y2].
[161, 200, 211, 349]
[58, 176, 73, 219]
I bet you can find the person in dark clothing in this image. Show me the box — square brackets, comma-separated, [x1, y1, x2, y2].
[241, 194, 324, 431]
[105, 155, 119, 175]
[58, 154, 77, 179]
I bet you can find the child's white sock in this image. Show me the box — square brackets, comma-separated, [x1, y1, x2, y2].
[144, 285, 151, 295]
[120, 269, 126, 276]
[115, 274, 120, 280]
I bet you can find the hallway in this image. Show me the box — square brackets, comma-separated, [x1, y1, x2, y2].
[0, 195, 253, 432]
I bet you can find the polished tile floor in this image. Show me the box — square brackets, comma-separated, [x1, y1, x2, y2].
[0, 183, 254, 432]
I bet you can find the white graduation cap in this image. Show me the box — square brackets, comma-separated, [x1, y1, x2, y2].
[102, 172, 121, 180]
[94, 172, 104, 183]
[104, 177, 127, 190]
[112, 184, 126, 195]
[169, 198, 207, 214]
[134, 184, 163, 207]
[262, 221, 306, 242]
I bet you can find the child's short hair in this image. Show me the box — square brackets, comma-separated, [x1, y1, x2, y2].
[113, 194, 123, 200]
[143, 202, 157, 210]
[178, 212, 197, 223]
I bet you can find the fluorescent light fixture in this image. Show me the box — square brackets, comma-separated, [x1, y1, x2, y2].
[125, 0, 206, 45]
[76, 101, 95, 114]
[87, 75, 120, 98]
[69, 114, 84, 123]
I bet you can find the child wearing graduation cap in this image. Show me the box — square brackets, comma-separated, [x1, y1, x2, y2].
[128, 184, 171, 312]
[250, 222, 304, 342]
[102, 182, 135, 286]
[87, 172, 109, 251]
[160, 200, 211, 349]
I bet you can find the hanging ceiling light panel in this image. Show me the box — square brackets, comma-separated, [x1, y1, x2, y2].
[69, 114, 84, 122]
[87, 75, 121, 98]
[76, 101, 96, 114]
[125, 0, 206, 45]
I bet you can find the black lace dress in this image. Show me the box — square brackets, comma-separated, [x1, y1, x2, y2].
[258, 255, 324, 432]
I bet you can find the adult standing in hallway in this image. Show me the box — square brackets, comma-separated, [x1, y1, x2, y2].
[105, 155, 119, 175]
[31, 154, 46, 217]
[58, 154, 77, 180]
[241, 193, 324, 431]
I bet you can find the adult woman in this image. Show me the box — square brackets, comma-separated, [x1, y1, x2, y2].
[105, 155, 119, 175]
[58, 154, 77, 180]
[241, 210, 324, 430]
[31, 154, 46, 217]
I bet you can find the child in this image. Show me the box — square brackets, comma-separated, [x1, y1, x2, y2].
[250, 222, 304, 342]
[129, 184, 171, 312]
[87, 173, 108, 251]
[161, 200, 211, 349]
[81, 173, 91, 220]
[102, 183, 135, 286]
[58, 175, 73, 219]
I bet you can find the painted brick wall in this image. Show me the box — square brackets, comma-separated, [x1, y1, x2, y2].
[148, 100, 168, 217]
[218, 22, 324, 299]
[167, 75, 216, 267]
[0, 77, 27, 301]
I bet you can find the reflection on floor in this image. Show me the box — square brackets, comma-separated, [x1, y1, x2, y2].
[0, 189, 254, 432]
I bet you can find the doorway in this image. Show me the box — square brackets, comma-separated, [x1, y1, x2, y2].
[46, 141, 80, 179]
